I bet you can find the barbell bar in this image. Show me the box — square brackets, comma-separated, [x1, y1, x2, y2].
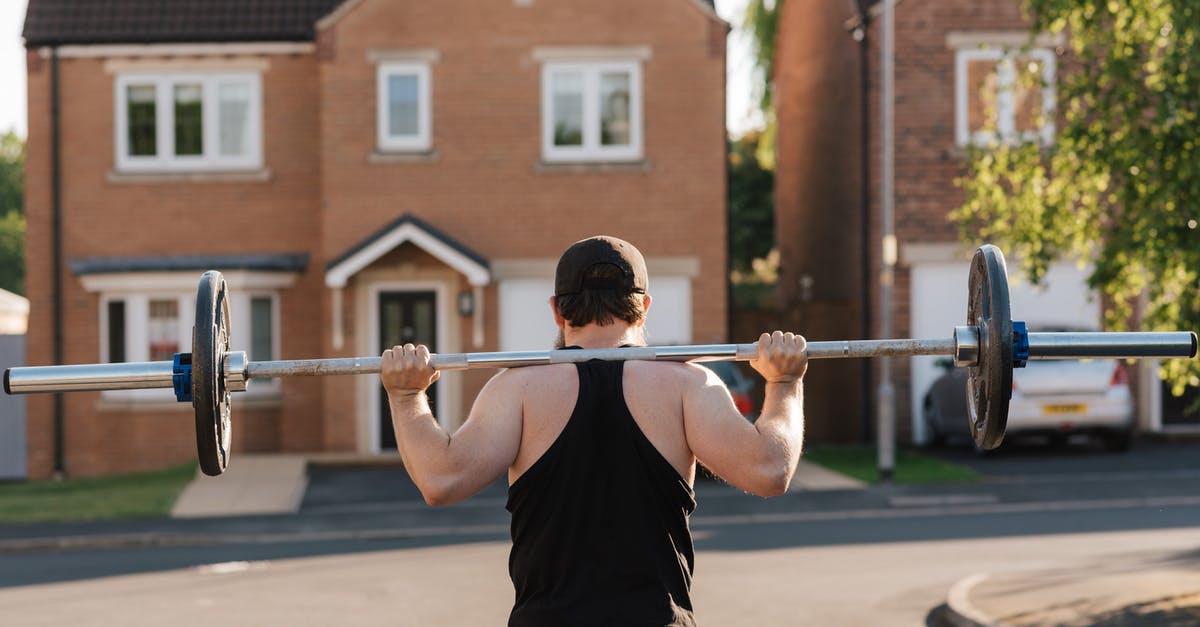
[7, 332, 1193, 394]
[3, 245, 1197, 475]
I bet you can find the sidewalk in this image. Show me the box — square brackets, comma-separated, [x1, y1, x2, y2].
[170, 455, 309, 518]
[170, 456, 865, 519]
[941, 546, 1200, 626]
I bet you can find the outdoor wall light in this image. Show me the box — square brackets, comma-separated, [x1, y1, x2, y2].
[458, 291, 475, 316]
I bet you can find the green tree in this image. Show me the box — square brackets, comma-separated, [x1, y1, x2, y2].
[729, 131, 776, 308]
[729, 130, 775, 274]
[743, 0, 782, 169]
[954, 0, 1199, 394]
[0, 131, 24, 295]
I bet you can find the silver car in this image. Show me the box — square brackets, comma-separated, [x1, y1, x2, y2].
[924, 352, 1134, 451]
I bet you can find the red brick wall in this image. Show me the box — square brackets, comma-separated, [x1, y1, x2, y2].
[316, 0, 727, 336]
[773, 0, 870, 442]
[24, 52, 324, 477]
[314, 0, 727, 446]
[775, 0, 1031, 441]
[23, 0, 727, 477]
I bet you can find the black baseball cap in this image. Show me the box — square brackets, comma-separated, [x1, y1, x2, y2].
[554, 236, 648, 297]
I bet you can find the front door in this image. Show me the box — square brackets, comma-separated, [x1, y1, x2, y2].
[378, 291, 437, 450]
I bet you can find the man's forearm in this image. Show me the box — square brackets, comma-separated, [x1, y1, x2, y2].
[753, 379, 805, 487]
[389, 391, 455, 494]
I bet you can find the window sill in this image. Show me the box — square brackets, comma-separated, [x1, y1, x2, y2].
[369, 150, 439, 164]
[107, 168, 273, 184]
[535, 160, 651, 174]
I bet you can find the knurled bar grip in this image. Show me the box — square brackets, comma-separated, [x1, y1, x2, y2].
[6, 332, 1195, 395]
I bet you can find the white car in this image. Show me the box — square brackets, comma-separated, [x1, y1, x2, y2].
[924, 353, 1134, 451]
[1007, 358, 1134, 451]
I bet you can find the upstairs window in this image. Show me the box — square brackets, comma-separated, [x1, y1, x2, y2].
[377, 61, 432, 152]
[955, 48, 1056, 147]
[541, 61, 642, 162]
[115, 72, 262, 172]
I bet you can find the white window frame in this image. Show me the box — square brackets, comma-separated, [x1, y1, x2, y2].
[91, 276, 289, 402]
[99, 290, 194, 402]
[376, 61, 433, 152]
[954, 47, 1056, 147]
[235, 291, 282, 393]
[114, 71, 263, 172]
[540, 60, 643, 163]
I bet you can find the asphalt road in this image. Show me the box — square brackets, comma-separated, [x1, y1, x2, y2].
[1, 440, 1198, 625]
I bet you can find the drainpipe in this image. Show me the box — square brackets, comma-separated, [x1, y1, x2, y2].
[51, 46, 65, 476]
[852, 0, 873, 443]
[877, 0, 897, 482]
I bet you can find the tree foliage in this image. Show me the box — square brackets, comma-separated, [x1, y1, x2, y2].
[0, 132, 21, 217]
[954, 0, 1199, 393]
[743, 0, 782, 169]
[744, 0, 781, 113]
[0, 131, 24, 295]
[729, 130, 775, 303]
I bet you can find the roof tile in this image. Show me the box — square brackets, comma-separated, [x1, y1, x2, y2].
[23, 0, 347, 46]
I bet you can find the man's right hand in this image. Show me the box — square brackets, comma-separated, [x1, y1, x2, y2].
[749, 331, 808, 383]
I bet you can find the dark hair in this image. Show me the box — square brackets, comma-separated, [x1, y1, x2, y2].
[554, 263, 646, 328]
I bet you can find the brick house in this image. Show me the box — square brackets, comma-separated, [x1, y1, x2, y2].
[772, 0, 1177, 444]
[775, 0, 1198, 443]
[21, 0, 729, 478]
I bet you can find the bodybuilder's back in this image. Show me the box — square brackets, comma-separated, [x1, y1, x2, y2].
[505, 360, 704, 486]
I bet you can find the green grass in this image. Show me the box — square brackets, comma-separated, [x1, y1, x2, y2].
[0, 464, 196, 524]
[804, 446, 980, 484]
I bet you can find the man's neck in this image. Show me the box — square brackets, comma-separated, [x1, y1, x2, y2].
[562, 322, 644, 349]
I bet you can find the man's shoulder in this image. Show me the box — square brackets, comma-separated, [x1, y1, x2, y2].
[625, 360, 713, 389]
[492, 363, 577, 390]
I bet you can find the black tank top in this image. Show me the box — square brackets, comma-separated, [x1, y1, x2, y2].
[506, 359, 698, 627]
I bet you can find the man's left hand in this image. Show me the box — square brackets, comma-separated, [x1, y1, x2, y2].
[381, 344, 441, 395]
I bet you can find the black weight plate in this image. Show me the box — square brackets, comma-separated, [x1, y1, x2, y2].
[194, 271, 232, 476]
[965, 245, 1012, 450]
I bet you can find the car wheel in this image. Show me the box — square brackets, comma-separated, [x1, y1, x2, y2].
[1101, 430, 1133, 453]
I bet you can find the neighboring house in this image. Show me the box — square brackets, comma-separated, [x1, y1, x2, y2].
[22, 0, 728, 478]
[772, 0, 1171, 444]
[0, 289, 28, 479]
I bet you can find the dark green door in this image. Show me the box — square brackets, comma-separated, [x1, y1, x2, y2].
[379, 291, 437, 450]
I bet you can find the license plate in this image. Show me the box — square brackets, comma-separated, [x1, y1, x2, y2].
[1043, 404, 1087, 415]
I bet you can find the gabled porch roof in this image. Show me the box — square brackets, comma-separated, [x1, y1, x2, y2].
[324, 214, 490, 288]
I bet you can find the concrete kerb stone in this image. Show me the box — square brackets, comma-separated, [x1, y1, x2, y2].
[943, 573, 994, 627]
[941, 557, 1200, 627]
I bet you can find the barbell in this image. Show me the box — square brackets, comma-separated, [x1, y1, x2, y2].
[4, 245, 1197, 476]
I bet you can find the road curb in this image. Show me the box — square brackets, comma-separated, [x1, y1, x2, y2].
[942, 572, 993, 626]
[0, 532, 229, 553]
[0, 523, 513, 554]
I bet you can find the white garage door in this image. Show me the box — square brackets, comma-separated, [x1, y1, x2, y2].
[500, 278, 691, 351]
[909, 259, 1099, 443]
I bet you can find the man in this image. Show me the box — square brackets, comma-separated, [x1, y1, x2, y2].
[382, 236, 807, 626]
